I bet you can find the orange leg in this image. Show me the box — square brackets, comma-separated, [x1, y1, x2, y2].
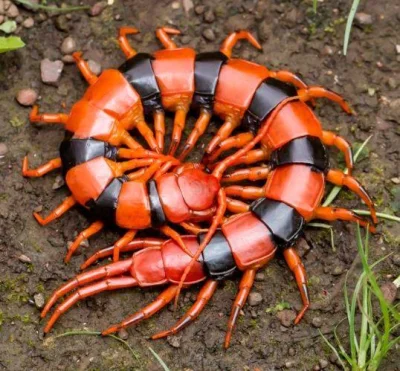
[22, 156, 61, 178]
[113, 230, 137, 262]
[283, 247, 310, 324]
[152, 280, 218, 339]
[210, 148, 269, 170]
[224, 185, 265, 200]
[226, 197, 250, 214]
[135, 120, 160, 153]
[64, 221, 104, 263]
[179, 222, 208, 235]
[179, 109, 212, 161]
[118, 129, 144, 150]
[207, 132, 254, 164]
[153, 110, 166, 153]
[116, 158, 162, 174]
[188, 207, 217, 222]
[298, 87, 352, 114]
[102, 285, 178, 336]
[81, 238, 165, 270]
[313, 206, 376, 232]
[156, 27, 180, 49]
[322, 131, 353, 174]
[30, 105, 68, 124]
[206, 117, 241, 154]
[126, 168, 147, 181]
[44, 276, 138, 333]
[268, 70, 309, 91]
[117, 148, 170, 160]
[160, 225, 193, 257]
[135, 160, 173, 183]
[72, 52, 98, 85]
[169, 107, 188, 156]
[225, 269, 256, 348]
[220, 30, 262, 58]
[326, 169, 377, 224]
[118, 26, 138, 59]
[222, 166, 271, 183]
[33, 196, 76, 226]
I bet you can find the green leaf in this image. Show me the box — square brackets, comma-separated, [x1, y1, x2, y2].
[0, 21, 17, 34]
[0, 36, 25, 54]
[343, 0, 361, 55]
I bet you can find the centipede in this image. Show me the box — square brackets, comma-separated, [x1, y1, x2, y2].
[23, 26, 377, 348]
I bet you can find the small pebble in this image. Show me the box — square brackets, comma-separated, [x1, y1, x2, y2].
[319, 359, 329, 369]
[18, 254, 32, 263]
[16, 88, 38, 106]
[89, 1, 107, 16]
[392, 254, 400, 267]
[33, 205, 43, 213]
[285, 361, 295, 368]
[118, 328, 129, 340]
[332, 266, 344, 276]
[204, 10, 215, 23]
[380, 282, 397, 304]
[248, 292, 263, 306]
[194, 5, 205, 15]
[22, 17, 34, 28]
[52, 175, 65, 190]
[62, 55, 75, 64]
[6, 3, 19, 18]
[391, 177, 400, 184]
[396, 45, 400, 55]
[61, 36, 77, 55]
[322, 45, 334, 56]
[255, 272, 265, 281]
[171, 1, 180, 9]
[355, 12, 373, 25]
[0, 143, 8, 157]
[182, 0, 193, 15]
[202, 28, 216, 41]
[34, 293, 45, 309]
[41, 59, 64, 85]
[276, 310, 296, 327]
[288, 347, 295, 356]
[311, 317, 322, 328]
[313, 365, 320, 371]
[167, 335, 181, 348]
[88, 60, 102, 76]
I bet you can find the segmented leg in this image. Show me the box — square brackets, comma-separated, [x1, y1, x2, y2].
[209, 148, 269, 170]
[205, 116, 241, 154]
[222, 166, 271, 183]
[113, 230, 137, 262]
[155, 27, 180, 49]
[153, 110, 166, 152]
[117, 158, 162, 174]
[135, 120, 160, 153]
[322, 131, 353, 173]
[72, 52, 98, 85]
[179, 222, 207, 235]
[206, 132, 254, 164]
[268, 70, 309, 91]
[160, 225, 192, 257]
[326, 169, 377, 224]
[33, 196, 76, 226]
[152, 280, 218, 339]
[136, 160, 171, 183]
[179, 109, 212, 161]
[64, 221, 104, 263]
[119, 130, 144, 150]
[118, 148, 170, 160]
[118, 27, 138, 59]
[44, 276, 138, 333]
[225, 269, 256, 348]
[41, 259, 133, 317]
[81, 238, 165, 270]
[30, 105, 68, 124]
[22, 157, 61, 177]
[188, 207, 217, 222]
[314, 207, 376, 232]
[169, 107, 189, 155]
[220, 30, 262, 58]
[126, 168, 147, 181]
[298, 87, 352, 114]
[102, 285, 178, 336]
[283, 247, 309, 324]
[224, 185, 265, 200]
[226, 197, 250, 214]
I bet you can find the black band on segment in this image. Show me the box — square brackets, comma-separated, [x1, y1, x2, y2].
[251, 198, 304, 248]
[192, 52, 228, 111]
[199, 231, 237, 280]
[270, 136, 329, 172]
[85, 177, 126, 223]
[147, 180, 166, 227]
[118, 53, 162, 114]
[60, 136, 118, 175]
[242, 78, 297, 133]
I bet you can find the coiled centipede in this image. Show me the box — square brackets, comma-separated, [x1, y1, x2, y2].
[23, 27, 377, 348]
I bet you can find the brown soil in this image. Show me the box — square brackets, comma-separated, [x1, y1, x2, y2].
[0, 0, 399, 370]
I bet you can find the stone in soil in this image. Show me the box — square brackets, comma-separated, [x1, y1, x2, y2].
[118, 328, 129, 340]
[319, 359, 329, 369]
[380, 282, 397, 304]
[89, 2, 107, 16]
[195, 5, 205, 15]
[204, 10, 215, 23]
[248, 292, 263, 306]
[88, 60, 102, 75]
[52, 175, 65, 190]
[16, 88, 38, 106]
[276, 309, 296, 327]
[355, 12, 373, 25]
[182, 0, 193, 15]
[41, 59, 64, 86]
[61, 36, 77, 55]
[0, 142, 8, 157]
[6, 3, 19, 18]
[311, 317, 322, 328]
[34, 293, 45, 309]
[167, 335, 181, 348]
[255, 272, 265, 281]
[22, 17, 34, 29]
[18, 254, 32, 263]
[202, 28, 216, 41]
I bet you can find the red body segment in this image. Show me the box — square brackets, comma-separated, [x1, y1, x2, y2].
[130, 247, 167, 286]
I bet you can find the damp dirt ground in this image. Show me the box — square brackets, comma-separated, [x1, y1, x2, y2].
[0, 0, 399, 370]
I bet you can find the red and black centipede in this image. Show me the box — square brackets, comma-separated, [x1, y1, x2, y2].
[23, 26, 377, 348]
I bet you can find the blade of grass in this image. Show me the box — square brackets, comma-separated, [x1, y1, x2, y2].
[307, 222, 335, 251]
[319, 330, 348, 370]
[148, 347, 170, 371]
[343, 0, 361, 55]
[14, 0, 90, 12]
[323, 135, 372, 207]
[312, 0, 318, 13]
[352, 210, 400, 223]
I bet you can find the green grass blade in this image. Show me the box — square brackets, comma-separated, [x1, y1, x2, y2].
[323, 135, 372, 207]
[148, 347, 170, 371]
[13, 0, 90, 12]
[319, 330, 348, 370]
[307, 223, 336, 251]
[313, 0, 318, 13]
[352, 210, 400, 223]
[343, 0, 361, 55]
